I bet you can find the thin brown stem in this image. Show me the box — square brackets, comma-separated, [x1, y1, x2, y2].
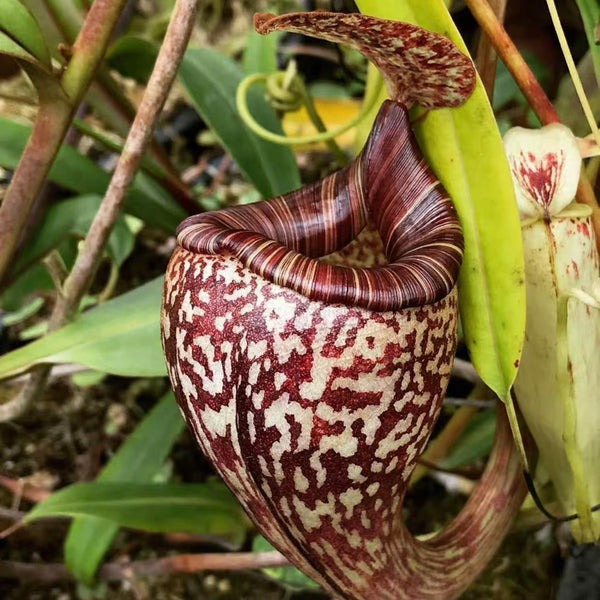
[0, 0, 199, 422]
[0, 552, 289, 584]
[465, 0, 600, 252]
[53, 0, 200, 324]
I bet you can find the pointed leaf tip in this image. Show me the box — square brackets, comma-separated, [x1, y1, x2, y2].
[253, 11, 476, 109]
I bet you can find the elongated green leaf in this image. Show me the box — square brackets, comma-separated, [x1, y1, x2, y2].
[0, 29, 37, 63]
[107, 35, 158, 83]
[13, 195, 134, 277]
[0, 278, 166, 378]
[0, 116, 185, 232]
[180, 47, 300, 198]
[243, 29, 280, 75]
[576, 0, 600, 87]
[438, 409, 496, 469]
[25, 482, 250, 539]
[0, 0, 50, 65]
[65, 393, 184, 584]
[355, 0, 525, 401]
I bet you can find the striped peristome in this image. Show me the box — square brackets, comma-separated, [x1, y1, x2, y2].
[162, 11, 525, 600]
[177, 102, 463, 311]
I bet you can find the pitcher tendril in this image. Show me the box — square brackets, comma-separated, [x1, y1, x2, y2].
[236, 65, 383, 150]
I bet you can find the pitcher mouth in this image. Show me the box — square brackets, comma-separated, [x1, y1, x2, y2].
[176, 101, 463, 312]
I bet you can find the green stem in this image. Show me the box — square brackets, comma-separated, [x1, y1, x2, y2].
[298, 80, 347, 164]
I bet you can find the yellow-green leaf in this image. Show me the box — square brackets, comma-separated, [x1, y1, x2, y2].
[0, 0, 51, 66]
[355, 0, 525, 400]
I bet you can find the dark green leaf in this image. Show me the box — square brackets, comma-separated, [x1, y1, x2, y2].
[0, 277, 166, 378]
[13, 195, 134, 278]
[180, 47, 300, 198]
[575, 0, 600, 86]
[0, 0, 50, 65]
[65, 393, 185, 584]
[438, 409, 496, 470]
[107, 35, 158, 83]
[25, 482, 250, 539]
[0, 116, 185, 232]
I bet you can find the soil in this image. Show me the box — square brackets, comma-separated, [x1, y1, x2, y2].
[0, 372, 562, 599]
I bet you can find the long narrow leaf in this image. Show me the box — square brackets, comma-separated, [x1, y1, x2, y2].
[64, 393, 185, 584]
[179, 47, 300, 198]
[575, 0, 600, 87]
[355, 0, 525, 401]
[24, 482, 250, 538]
[0, 278, 166, 378]
[0, 116, 185, 232]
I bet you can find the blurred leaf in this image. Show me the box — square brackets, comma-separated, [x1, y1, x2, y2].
[107, 35, 158, 83]
[70, 369, 105, 387]
[355, 0, 526, 402]
[493, 51, 550, 110]
[65, 392, 185, 584]
[438, 409, 496, 469]
[2, 297, 43, 326]
[0, 29, 38, 64]
[25, 482, 250, 540]
[0, 277, 166, 378]
[180, 47, 300, 198]
[252, 535, 320, 590]
[1, 239, 77, 312]
[576, 0, 600, 87]
[13, 195, 134, 278]
[0, 0, 50, 65]
[243, 28, 280, 75]
[0, 116, 185, 231]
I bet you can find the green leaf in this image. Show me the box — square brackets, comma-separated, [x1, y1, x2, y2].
[24, 482, 250, 539]
[0, 116, 185, 232]
[0, 0, 50, 65]
[65, 392, 185, 584]
[493, 51, 550, 110]
[0, 277, 166, 378]
[243, 29, 280, 75]
[355, 0, 526, 401]
[179, 47, 300, 198]
[13, 195, 134, 278]
[107, 35, 158, 83]
[438, 409, 496, 469]
[0, 29, 43, 67]
[575, 0, 600, 87]
[252, 535, 320, 590]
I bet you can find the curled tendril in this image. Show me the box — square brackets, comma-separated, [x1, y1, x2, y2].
[236, 66, 383, 147]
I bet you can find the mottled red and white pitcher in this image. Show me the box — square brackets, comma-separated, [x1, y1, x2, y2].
[162, 12, 524, 600]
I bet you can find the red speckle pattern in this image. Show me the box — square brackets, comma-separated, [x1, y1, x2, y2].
[254, 12, 475, 109]
[510, 149, 565, 216]
[162, 250, 458, 598]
